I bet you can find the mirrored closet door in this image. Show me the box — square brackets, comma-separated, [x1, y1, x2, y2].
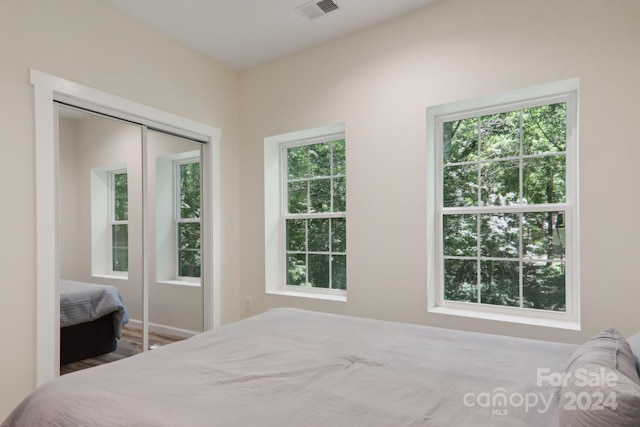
[57, 105, 204, 372]
[148, 130, 204, 340]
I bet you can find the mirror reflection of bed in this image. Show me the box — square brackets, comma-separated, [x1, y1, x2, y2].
[59, 279, 130, 371]
[57, 105, 202, 374]
[59, 278, 184, 375]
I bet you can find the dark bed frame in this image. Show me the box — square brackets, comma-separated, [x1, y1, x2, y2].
[60, 312, 118, 365]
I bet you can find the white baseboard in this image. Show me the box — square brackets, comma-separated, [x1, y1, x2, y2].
[126, 319, 197, 339]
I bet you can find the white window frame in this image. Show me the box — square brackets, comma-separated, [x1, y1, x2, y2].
[264, 123, 347, 301]
[90, 163, 128, 280]
[426, 79, 580, 329]
[156, 151, 202, 287]
[109, 169, 128, 276]
[281, 138, 347, 292]
[175, 158, 201, 282]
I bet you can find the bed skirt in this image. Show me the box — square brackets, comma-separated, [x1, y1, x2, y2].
[60, 313, 117, 365]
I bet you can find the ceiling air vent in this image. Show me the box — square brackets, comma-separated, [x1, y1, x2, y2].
[296, 0, 339, 21]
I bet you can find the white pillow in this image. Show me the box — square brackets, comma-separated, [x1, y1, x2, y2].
[559, 328, 640, 426]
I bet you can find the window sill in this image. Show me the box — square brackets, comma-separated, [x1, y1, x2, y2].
[267, 289, 347, 302]
[157, 279, 201, 287]
[92, 274, 128, 281]
[428, 305, 580, 331]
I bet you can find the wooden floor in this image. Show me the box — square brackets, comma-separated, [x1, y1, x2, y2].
[60, 326, 184, 375]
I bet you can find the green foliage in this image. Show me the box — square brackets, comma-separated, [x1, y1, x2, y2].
[180, 162, 200, 219]
[112, 172, 128, 272]
[479, 260, 520, 307]
[178, 222, 201, 278]
[287, 254, 307, 286]
[523, 262, 565, 310]
[286, 217, 347, 289]
[443, 164, 477, 207]
[442, 102, 567, 311]
[287, 140, 346, 214]
[113, 172, 128, 221]
[112, 224, 128, 272]
[332, 255, 347, 290]
[178, 161, 201, 277]
[444, 117, 478, 163]
[444, 259, 477, 302]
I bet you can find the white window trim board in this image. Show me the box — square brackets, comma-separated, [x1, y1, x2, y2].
[426, 78, 580, 330]
[264, 123, 347, 301]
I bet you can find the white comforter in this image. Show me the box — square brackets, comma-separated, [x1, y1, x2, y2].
[3, 308, 576, 426]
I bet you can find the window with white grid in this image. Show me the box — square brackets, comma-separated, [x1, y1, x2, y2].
[176, 159, 201, 278]
[283, 138, 346, 290]
[110, 170, 128, 273]
[427, 81, 579, 328]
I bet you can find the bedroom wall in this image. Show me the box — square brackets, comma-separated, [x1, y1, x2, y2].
[58, 117, 82, 280]
[239, 0, 640, 344]
[0, 0, 241, 419]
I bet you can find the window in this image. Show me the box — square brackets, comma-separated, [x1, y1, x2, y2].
[176, 159, 201, 278]
[284, 138, 346, 290]
[427, 80, 579, 328]
[91, 163, 128, 279]
[264, 123, 347, 301]
[155, 151, 201, 285]
[91, 163, 129, 279]
[110, 170, 128, 273]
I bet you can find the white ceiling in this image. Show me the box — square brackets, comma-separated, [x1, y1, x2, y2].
[103, 0, 439, 70]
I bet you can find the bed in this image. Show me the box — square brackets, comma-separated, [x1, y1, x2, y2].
[4, 308, 640, 426]
[59, 279, 129, 365]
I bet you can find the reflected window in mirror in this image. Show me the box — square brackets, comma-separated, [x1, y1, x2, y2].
[91, 163, 129, 279]
[110, 170, 128, 273]
[176, 159, 201, 279]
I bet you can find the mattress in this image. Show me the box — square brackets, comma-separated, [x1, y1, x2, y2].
[3, 308, 578, 426]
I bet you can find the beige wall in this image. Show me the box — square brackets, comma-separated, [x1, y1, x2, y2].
[0, 0, 240, 418]
[239, 0, 640, 343]
[58, 117, 82, 280]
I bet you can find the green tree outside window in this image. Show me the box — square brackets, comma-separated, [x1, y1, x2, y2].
[442, 103, 567, 311]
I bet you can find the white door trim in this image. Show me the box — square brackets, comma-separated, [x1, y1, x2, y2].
[30, 69, 222, 386]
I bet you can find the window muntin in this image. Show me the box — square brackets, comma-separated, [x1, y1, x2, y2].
[436, 95, 575, 319]
[283, 138, 346, 290]
[110, 170, 128, 273]
[176, 160, 201, 278]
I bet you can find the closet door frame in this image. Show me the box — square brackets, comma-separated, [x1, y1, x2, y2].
[31, 69, 221, 386]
